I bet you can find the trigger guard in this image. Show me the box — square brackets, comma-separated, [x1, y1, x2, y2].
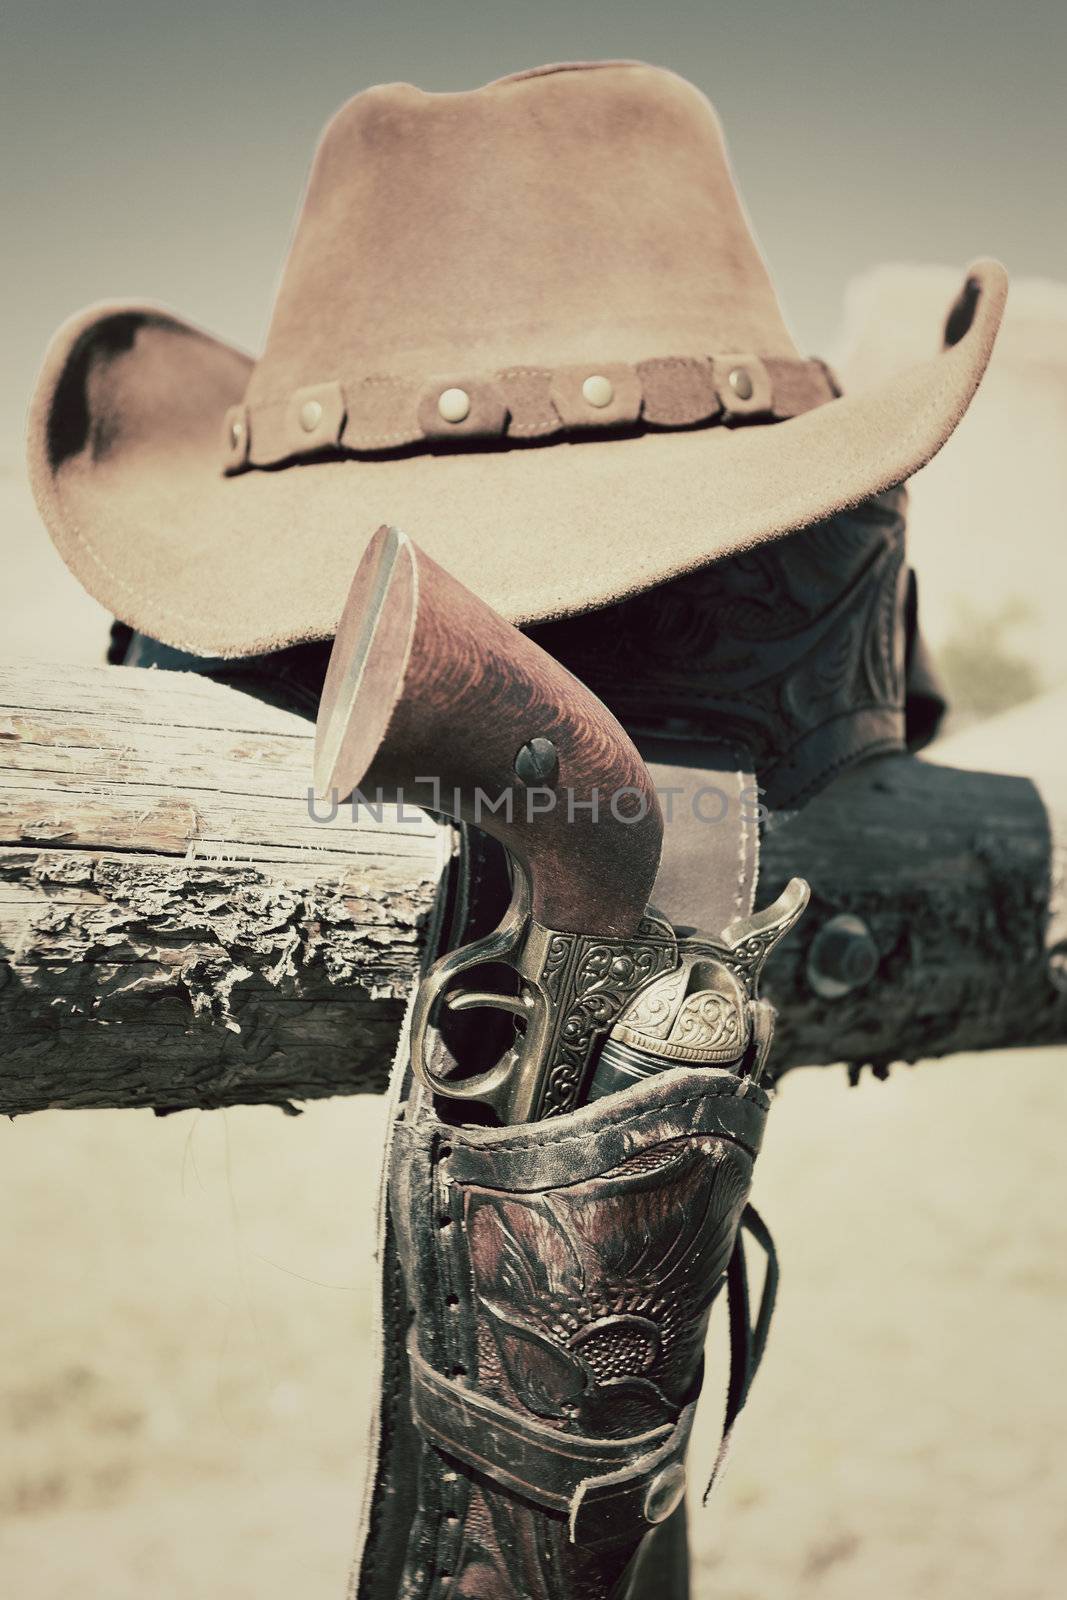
[415, 1037, 520, 1116]
[409, 876, 530, 1107]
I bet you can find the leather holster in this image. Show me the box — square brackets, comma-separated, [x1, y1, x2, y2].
[356, 1022, 771, 1600]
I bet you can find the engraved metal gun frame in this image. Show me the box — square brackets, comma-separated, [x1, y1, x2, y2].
[411, 875, 809, 1122]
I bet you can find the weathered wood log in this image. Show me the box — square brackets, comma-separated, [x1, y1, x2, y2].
[1, 662, 1064, 1114]
[0, 663, 443, 1114]
[760, 746, 1066, 1077]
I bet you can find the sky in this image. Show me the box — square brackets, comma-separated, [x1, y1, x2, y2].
[1, 0, 1064, 467]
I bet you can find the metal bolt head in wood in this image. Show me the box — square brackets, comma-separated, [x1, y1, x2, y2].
[807, 913, 879, 999]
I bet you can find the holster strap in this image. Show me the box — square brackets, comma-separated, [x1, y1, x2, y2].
[408, 1336, 697, 1548]
[704, 1202, 779, 1498]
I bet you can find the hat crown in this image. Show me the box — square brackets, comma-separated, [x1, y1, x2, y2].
[247, 61, 798, 405]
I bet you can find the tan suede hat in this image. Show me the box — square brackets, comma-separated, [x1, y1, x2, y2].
[28, 59, 1007, 658]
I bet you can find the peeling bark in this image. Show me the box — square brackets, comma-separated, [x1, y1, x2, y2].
[0, 663, 441, 1114]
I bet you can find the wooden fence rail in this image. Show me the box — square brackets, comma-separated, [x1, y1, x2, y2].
[2, 662, 1064, 1115]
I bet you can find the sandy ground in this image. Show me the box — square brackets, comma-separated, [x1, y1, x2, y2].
[1, 1057, 1064, 1599]
[3, 267, 1067, 1597]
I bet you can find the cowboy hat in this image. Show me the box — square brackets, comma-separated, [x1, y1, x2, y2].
[28, 59, 1006, 659]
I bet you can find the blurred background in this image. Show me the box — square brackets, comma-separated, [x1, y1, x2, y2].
[1, 3, 1066, 1596]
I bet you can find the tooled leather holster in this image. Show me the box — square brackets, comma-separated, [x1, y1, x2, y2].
[386, 1069, 773, 1600]
[347, 486, 938, 1600]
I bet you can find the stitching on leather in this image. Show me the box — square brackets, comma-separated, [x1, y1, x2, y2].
[781, 730, 903, 812]
[426, 1148, 454, 1596]
[343, 429, 421, 448]
[498, 366, 560, 437]
[507, 417, 561, 436]
[734, 763, 751, 917]
[638, 355, 710, 374]
[356, 374, 421, 388]
[357, 1232, 406, 1598]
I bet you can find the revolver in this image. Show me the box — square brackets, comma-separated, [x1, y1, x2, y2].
[315, 525, 807, 1124]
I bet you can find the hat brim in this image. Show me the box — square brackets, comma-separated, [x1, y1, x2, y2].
[28, 261, 1006, 658]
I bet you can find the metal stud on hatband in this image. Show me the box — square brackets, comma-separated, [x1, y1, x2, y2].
[581, 373, 615, 408]
[728, 366, 754, 401]
[643, 1462, 686, 1525]
[299, 398, 324, 432]
[228, 418, 244, 451]
[437, 387, 472, 424]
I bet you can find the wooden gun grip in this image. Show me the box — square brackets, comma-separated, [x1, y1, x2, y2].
[315, 526, 662, 936]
